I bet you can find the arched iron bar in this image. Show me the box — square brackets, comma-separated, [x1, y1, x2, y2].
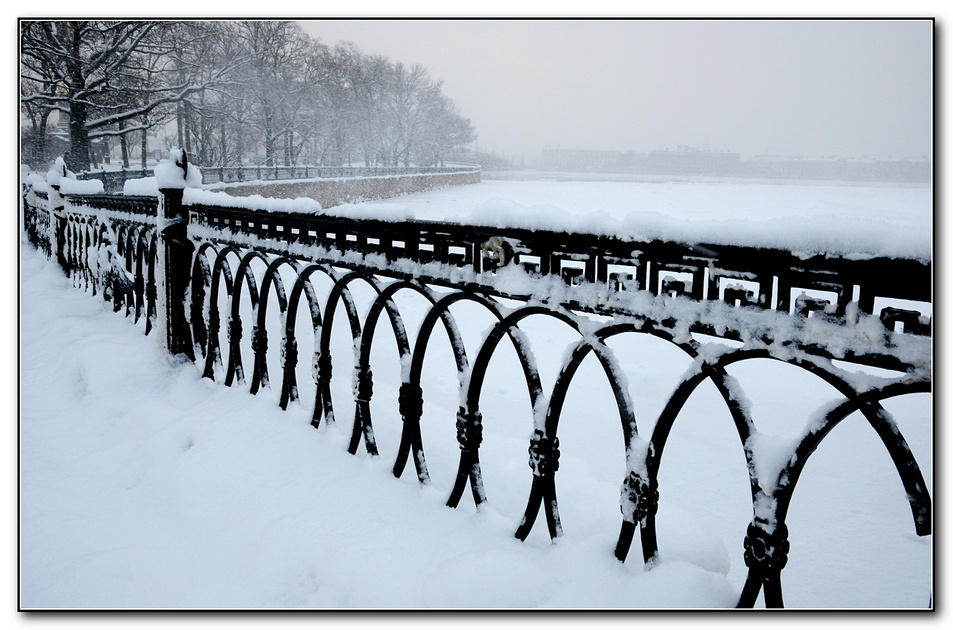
[224, 249, 267, 387]
[188, 244, 215, 360]
[512, 321, 635, 541]
[618, 330, 772, 571]
[597, 326, 701, 563]
[145, 232, 158, 335]
[776, 377, 932, 528]
[111, 223, 127, 312]
[93, 221, 112, 298]
[455, 305, 579, 522]
[62, 214, 73, 276]
[282, 263, 326, 412]
[533, 319, 700, 547]
[520, 321, 662, 545]
[313, 267, 372, 430]
[636, 354, 770, 604]
[633, 344, 929, 608]
[249, 255, 297, 395]
[133, 229, 152, 325]
[349, 279, 425, 458]
[106, 220, 124, 314]
[399, 290, 504, 484]
[121, 225, 137, 318]
[732, 378, 932, 608]
[201, 243, 240, 380]
[66, 219, 80, 286]
[711, 348, 933, 538]
[353, 280, 493, 476]
[103, 221, 124, 310]
[79, 218, 92, 293]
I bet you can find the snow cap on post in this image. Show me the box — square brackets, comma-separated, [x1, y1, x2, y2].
[45, 156, 73, 187]
[155, 148, 202, 189]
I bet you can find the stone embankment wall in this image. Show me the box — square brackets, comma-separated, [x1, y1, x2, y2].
[214, 170, 480, 207]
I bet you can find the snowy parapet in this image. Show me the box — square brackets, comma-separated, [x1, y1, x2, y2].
[154, 148, 203, 190]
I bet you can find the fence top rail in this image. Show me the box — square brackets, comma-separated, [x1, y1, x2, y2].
[33, 184, 933, 280]
[186, 216, 930, 375]
[23, 183, 932, 371]
[186, 199, 931, 280]
[188, 201, 931, 370]
[39, 185, 934, 290]
[63, 193, 159, 218]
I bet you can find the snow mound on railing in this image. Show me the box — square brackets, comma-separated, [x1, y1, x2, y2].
[182, 188, 323, 214]
[330, 179, 932, 262]
[123, 177, 160, 196]
[154, 148, 203, 189]
[59, 178, 104, 195]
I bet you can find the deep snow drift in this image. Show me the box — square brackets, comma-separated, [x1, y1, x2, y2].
[19, 223, 931, 608]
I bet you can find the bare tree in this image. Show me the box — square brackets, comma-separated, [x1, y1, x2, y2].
[21, 19, 477, 172]
[20, 20, 241, 171]
[228, 21, 311, 167]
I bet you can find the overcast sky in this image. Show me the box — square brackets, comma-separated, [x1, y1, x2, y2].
[298, 19, 933, 161]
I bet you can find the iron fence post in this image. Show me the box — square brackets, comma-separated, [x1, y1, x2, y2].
[157, 155, 196, 361]
[47, 183, 67, 269]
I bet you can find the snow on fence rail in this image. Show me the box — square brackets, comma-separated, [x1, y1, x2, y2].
[21, 152, 932, 608]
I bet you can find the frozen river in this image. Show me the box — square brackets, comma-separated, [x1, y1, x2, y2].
[329, 174, 932, 261]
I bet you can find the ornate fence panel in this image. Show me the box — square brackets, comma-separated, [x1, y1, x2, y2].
[24, 181, 160, 333]
[22, 153, 932, 608]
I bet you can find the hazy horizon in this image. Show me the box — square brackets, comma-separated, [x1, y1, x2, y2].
[299, 19, 933, 163]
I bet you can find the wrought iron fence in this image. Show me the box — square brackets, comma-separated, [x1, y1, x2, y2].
[22, 153, 932, 608]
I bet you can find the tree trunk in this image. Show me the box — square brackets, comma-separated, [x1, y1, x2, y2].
[141, 119, 148, 170]
[236, 122, 244, 167]
[264, 118, 275, 167]
[176, 101, 184, 149]
[68, 100, 90, 171]
[219, 120, 228, 167]
[33, 112, 50, 169]
[183, 101, 193, 157]
[119, 119, 130, 168]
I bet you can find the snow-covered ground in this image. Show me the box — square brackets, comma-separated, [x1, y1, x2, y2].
[19, 171, 933, 613]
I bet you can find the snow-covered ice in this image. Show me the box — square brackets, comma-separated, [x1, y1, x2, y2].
[328, 177, 932, 262]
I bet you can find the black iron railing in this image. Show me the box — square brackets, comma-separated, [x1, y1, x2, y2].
[22, 153, 932, 608]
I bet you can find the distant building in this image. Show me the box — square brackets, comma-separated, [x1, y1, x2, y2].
[646, 146, 742, 176]
[743, 155, 931, 183]
[537, 144, 930, 183]
[540, 147, 626, 172]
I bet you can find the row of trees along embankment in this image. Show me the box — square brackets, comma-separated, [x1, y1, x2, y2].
[21, 21, 476, 173]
